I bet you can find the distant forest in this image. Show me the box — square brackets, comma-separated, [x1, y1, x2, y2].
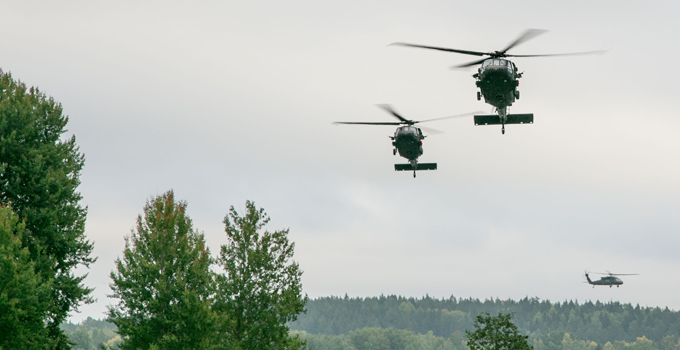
[63, 296, 680, 350]
[290, 295, 680, 346]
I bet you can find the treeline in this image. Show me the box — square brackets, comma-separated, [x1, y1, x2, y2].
[61, 318, 680, 350]
[291, 295, 680, 345]
[294, 327, 680, 350]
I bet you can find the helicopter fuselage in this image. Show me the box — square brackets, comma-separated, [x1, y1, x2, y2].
[475, 58, 519, 114]
[391, 126, 424, 162]
[585, 273, 623, 288]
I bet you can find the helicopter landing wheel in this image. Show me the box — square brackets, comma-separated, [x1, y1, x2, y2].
[477, 91, 481, 101]
[393, 148, 397, 155]
[501, 125, 505, 134]
[413, 171, 416, 178]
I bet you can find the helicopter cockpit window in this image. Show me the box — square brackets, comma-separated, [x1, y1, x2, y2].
[482, 60, 491, 68]
[500, 59, 507, 66]
[493, 59, 500, 66]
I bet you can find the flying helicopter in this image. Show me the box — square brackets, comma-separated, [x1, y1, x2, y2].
[333, 105, 477, 178]
[585, 271, 638, 288]
[392, 29, 605, 134]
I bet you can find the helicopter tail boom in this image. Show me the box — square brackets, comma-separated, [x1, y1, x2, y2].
[474, 113, 534, 126]
[395, 163, 437, 171]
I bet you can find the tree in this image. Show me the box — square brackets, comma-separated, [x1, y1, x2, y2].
[107, 191, 219, 350]
[68, 327, 96, 350]
[0, 69, 95, 348]
[0, 205, 52, 350]
[466, 313, 532, 350]
[214, 201, 307, 350]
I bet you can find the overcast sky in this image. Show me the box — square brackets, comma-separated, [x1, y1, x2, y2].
[2, 0, 680, 323]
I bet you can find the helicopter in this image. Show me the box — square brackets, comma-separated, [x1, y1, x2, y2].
[333, 105, 476, 178]
[392, 29, 605, 134]
[585, 271, 638, 288]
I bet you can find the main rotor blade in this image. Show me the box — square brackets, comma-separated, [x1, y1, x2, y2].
[505, 49, 607, 58]
[416, 111, 482, 123]
[333, 121, 402, 125]
[500, 29, 548, 54]
[419, 125, 443, 135]
[390, 42, 491, 57]
[376, 104, 412, 123]
[452, 57, 489, 69]
[609, 273, 639, 276]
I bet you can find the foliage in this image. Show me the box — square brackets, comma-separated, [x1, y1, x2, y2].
[296, 327, 464, 350]
[291, 295, 680, 344]
[214, 200, 307, 350]
[59, 320, 680, 350]
[465, 313, 531, 350]
[107, 191, 218, 350]
[0, 205, 52, 350]
[0, 69, 95, 348]
[61, 317, 121, 350]
[296, 329, 680, 350]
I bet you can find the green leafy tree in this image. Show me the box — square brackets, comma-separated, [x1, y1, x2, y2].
[0, 205, 52, 350]
[0, 69, 95, 348]
[658, 336, 680, 350]
[107, 191, 218, 350]
[628, 337, 657, 350]
[466, 313, 532, 350]
[69, 327, 96, 350]
[214, 201, 307, 350]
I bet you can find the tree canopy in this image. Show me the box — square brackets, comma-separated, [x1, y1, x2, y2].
[0, 205, 52, 350]
[214, 200, 307, 350]
[107, 191, 218, 350]
[465, 313, 532, 350]
[0, 69, 94, 349]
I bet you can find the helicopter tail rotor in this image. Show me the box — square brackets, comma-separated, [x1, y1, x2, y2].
[584, 270, 593, 284]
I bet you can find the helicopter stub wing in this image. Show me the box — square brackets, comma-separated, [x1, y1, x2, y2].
[395, 163, 437, 171]
[474, 114, 534, 125]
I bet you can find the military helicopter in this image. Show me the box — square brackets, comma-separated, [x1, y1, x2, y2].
[585, 271, 638, 288]
[333, 105, 476, 178]
[392, 29, 605, 134]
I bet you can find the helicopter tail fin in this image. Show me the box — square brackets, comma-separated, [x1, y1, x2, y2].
[474, 114, 534, 125]
[395, 163, 437, 171]
[585, 272, 593, 284]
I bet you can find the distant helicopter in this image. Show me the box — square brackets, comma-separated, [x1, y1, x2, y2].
[392, 29, 605, 134]
[585, 271, 638, 288]
[333, 105, 476, 178]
